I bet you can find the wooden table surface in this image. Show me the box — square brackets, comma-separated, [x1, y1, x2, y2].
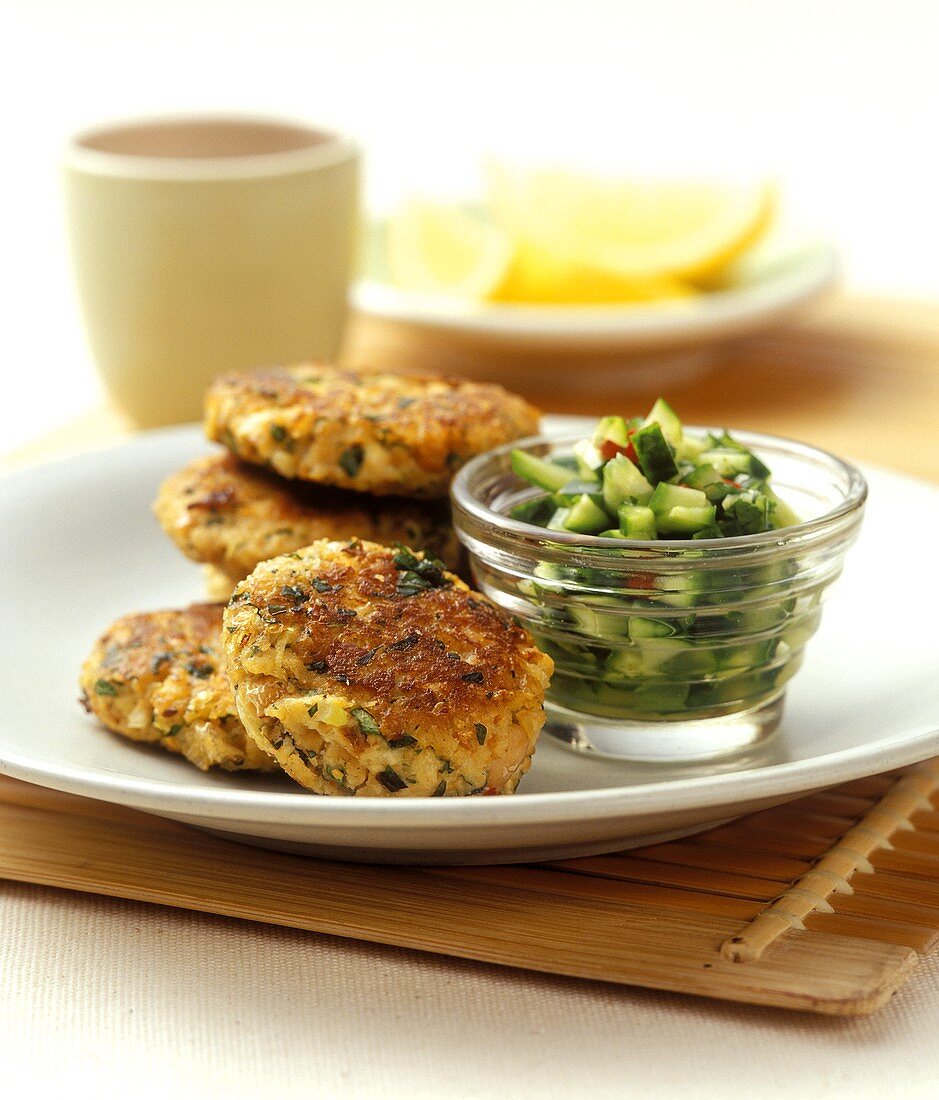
[8, 294, 939, 481]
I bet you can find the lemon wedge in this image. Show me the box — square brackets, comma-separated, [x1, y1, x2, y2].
[489, 166, 775, 283]
[387, 200, 513, 300]
[492, 240, 698, 305]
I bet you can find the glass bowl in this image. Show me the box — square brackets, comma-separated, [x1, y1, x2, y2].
[451, 429, 867, 762]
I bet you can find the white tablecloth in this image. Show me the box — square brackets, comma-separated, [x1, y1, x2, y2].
[2, 880, 937, 1099]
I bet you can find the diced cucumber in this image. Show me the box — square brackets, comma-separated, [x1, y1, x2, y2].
[546, 507, 572, 531]
[657, 571, 707, 608]
[765, 487, 801, 529]
[502, 399, 806, 725]
[675, 433, 707, 463]
[648, 482, 709, 514]
[618, 503, 657, 540]
[628, 616, 675, 640]
[632, 422, 679, 483]
[636, 637, 719, 676]
[604, 647, 643, 676]
[554, 482, 609, 513]
[509, 495, 555, 525]
[697, 449, 755, 479]
[657, 504, 718, 535]
[573, 439, 604, 479]
[717, 639, 775, 671]
[563, 494, 611, 534]
[592, 415, 630, 448]
[681, 464, 724, 491]
[511, 450, 573, 492]
[602, 453, 653, 511]
[632, 682, 690, 713]
[641, 397, 683, 448]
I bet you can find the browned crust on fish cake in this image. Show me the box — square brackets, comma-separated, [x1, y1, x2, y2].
[204, 364, 540, 498]
[223, 539, 553, 796]
[80, 603, 275, 772]
[154, 451, 460, 583]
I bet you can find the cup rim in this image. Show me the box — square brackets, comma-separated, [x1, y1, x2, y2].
[62, 113, 359, 180]
[451, 426, 868, 560]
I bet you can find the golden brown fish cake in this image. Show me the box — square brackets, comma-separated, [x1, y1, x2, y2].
[223, 539, 553, 797]
[204, 364, 540, 498]
[80, 603, 275, 773]
[153, 451, 460, 593]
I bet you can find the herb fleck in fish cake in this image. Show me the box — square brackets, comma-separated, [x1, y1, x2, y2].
[223, 539, 553, 797]
[154, 451, 460, 595]
[80, 603, 275, 773]
[205, 364, 540, 498]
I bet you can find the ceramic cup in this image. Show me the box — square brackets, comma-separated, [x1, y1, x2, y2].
[63, 116, 360, 427]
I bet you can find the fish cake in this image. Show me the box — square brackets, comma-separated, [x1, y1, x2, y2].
[80, 603, 275, 773]
[223, 539, 553, 797]
[154, 451, 460, 593]
[205, 364, 540, 498]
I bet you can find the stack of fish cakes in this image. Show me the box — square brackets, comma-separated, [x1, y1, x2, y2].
[81, 364, 553, 797]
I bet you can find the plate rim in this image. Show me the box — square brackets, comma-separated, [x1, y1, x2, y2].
[1, 420, 936, 831]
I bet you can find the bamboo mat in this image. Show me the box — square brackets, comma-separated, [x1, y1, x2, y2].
[3, 764, 939, 1016]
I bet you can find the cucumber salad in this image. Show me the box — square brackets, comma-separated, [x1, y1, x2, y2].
[510, 398, 800, 540]
[504, 401, 819, 721]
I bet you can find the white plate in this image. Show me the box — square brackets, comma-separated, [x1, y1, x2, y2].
[0, 421, 936, 864]
[353, 235, 839, 352]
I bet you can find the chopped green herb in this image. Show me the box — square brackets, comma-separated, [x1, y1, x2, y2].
[339, 444, 364, 478]
[397, 396, 416, 409]
[312, 578, 337, 593]
[414, 557, 446, 585]
[350, 707, 381, 735]
[357, 647, 380, 666]
[377, 766, 408, 793]
[266, 604, 288, 615]
[94, 679, 118, 696]
[388, 632, 420, 651]
[151, 652, 172, 674]
[392, 544, 420, 570]
[431, 780, 447, 797]
[393, 546, 450, 596]
[462, 670, 484, 684]
[281, 585, 307, 604]
[396, 570, 432, 597]
[474, 723, 488, 745]
[185, 661, 214, 679]
[387, 734, 418, 749]
[306, 659, 328, 672]
[164, 723, 183, 738]
[270, 424, 287, 442]
[321, 762, 352, 791]
[307, 703, 319, 717]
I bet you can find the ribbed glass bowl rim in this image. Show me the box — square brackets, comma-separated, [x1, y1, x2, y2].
[451, 427, 868, 563]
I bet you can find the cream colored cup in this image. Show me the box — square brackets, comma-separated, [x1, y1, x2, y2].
[63, 116, 360, 427]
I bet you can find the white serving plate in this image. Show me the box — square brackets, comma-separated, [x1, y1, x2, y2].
[0, 420, 936, 864]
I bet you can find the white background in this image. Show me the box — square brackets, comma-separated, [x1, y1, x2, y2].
[4, 0, 939, 451]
